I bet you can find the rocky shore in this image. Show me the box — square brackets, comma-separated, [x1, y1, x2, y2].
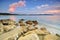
[0, 19, 60, 40]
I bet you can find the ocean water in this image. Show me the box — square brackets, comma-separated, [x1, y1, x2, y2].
[0, 15, 60, 34]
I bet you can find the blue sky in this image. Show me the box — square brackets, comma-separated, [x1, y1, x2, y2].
[0, 0, 60, 13]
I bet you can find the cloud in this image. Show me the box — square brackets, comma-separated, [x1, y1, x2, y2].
[36, 4, 49, 9]
[28, 4, 60, 14]
[9, 0, 26, 20]
[17, 1, 26, 7]
[44, 10, 60, 14]
[9, 3, 17, 13]
[9, 0, 26, 13]
[37, 4, 60, 24]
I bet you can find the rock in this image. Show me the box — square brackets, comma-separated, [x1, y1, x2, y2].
[0, 19, 16, 32]
[0, 27, 4, 35]
[18, 33, 39, 40]
[44, 34, 58, 40]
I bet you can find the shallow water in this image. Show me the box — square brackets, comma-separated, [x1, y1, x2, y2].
[0, 15, 60, 34]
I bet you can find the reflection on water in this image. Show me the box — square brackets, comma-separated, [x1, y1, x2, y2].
[0, 15, 60, 26]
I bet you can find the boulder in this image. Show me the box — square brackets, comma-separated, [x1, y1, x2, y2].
[18, 33, 39, 40]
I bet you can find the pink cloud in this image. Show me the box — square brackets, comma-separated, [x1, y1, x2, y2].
[9, 0, 26, 13]
[35, 4, 60, 14]
[44, 10, 60, 14]
[9, 3, 17, 13]
[9, 0, 26, 20]
[17, 1, 26, 7]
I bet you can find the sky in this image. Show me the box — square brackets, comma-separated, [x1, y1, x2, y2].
[0, 0, 60, 14]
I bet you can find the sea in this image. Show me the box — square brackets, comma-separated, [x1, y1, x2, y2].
[0, 15, 60, 34]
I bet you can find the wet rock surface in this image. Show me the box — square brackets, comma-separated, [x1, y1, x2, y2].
[0, 19, 60, 40]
